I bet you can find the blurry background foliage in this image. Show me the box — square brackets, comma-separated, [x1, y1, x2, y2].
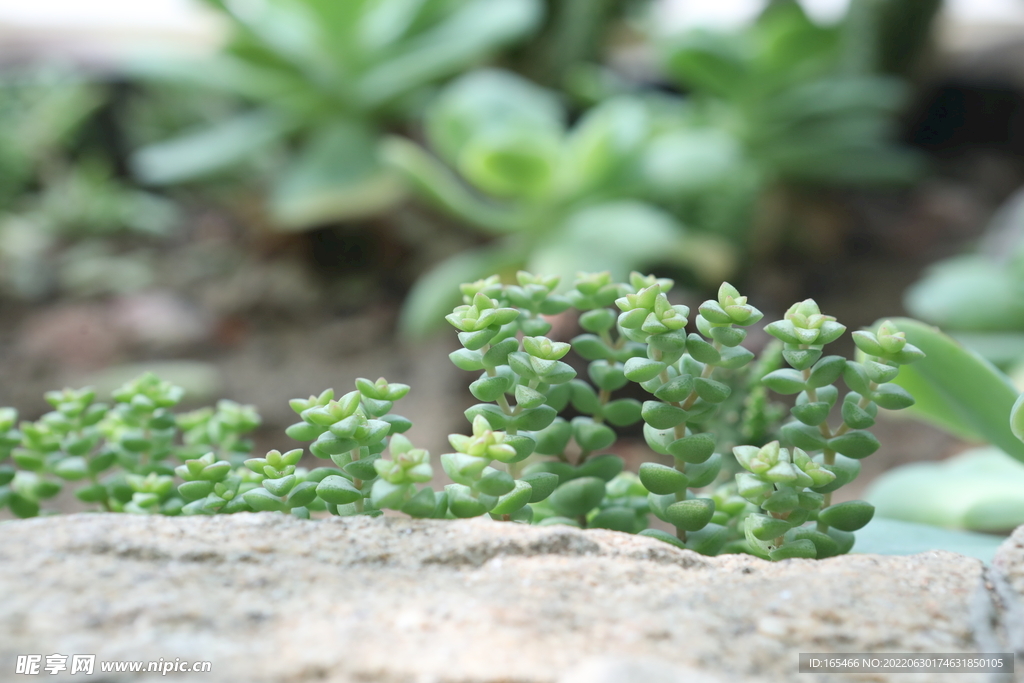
[0, 69, 178, 300]
[904, 188, 1024, 375]
[389, 0, 934, 336]
[130, 0, 545, 230]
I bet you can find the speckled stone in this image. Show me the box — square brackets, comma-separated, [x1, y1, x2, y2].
[0, 513, 994, 682]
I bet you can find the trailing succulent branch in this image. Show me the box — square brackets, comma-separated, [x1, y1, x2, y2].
[0, 272, 924, 561]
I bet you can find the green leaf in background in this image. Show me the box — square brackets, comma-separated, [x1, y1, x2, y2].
[564, 97, 650, 196]
[865, 448, 1024, 533]
[527, 202, 734, 288]
[661, 30, 750, 99]
[356, 0, 544, 108]
[527, 202, 681, 287]
[853, 517, 1005, 564]
[903, 256, 1024, 332]
[270, 120, 404, 229]
[381, 137, 529, 234]
[882, 317, 1024, 461]
[424, 68, 564, 169]
[456, 127, 562, 200]
[642, 128, 745, 196]
[1012, 393, 1024, 443]
[398, 240, 528, 339]
[132, 110, 297, 185]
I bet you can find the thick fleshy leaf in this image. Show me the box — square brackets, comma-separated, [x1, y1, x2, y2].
[904, 256, 1024, 332]
[853, 518, 1004, 564]
[865, 446, 1024, 533]
[881, 318, 1024, 462]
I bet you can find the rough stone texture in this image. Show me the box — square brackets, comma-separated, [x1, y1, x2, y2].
[976, 525, 1024, 682]
[0, 513, 997, 683]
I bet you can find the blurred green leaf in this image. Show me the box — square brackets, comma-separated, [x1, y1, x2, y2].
[132, 110, 297, 185]
[270, 120, 404, 229]
[853, 516, 1005, 563]
[662, 30, 750, 99]
[1012, 393, 1024, 444]
[527, 202, 683, 287]
[883, 317, 1024, 461]
[642, 128, 744, 195]
[456, 128, 561, 200]
[357, 0, 544, 107]
[866, 447, 1024, 533]
[399, 240, 527, 338]
[904, 256, 1024, 332]
[424, 68, 564, 168]
[382, 136, 529, 234]
[564, 97, 649, 196]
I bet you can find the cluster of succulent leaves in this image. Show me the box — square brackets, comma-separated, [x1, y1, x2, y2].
[0, 374, 259, 517]
[0, 270, 931, 563]
[434, 270, 926, 559]
[131, 0, 543, 230]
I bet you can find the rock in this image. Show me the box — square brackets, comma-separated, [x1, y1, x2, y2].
[0, 514, 993, 682]
[975, 525, 1024, 674]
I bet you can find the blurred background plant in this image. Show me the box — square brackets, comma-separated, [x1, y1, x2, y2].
[903, 188, 1024, 374]
[2, 0, 1024, 552]
[130, 0, 544, 230]
[0, 68, 178, 300]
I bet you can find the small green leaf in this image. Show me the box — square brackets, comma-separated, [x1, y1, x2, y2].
[449, 348, 485, 371]
[477, 469, 515, 497]
[668, 433, 716, 464]
[807, 356, 846, 388]
[827, 431, 880, 459]
[693, 377, 730, 404]
[686, 334, 720, 364]
[641, 401, 687, 429]
[522, 472, 559, 502]
[872, 384, 915, 410]
[548, 477, 606, 518]
[532, 418, 572, 455]
[819, 500, 875, 531]
[746, 513, 792, 541]
[780, 421, 828, 451]
[664, 498, 715, 531]
[638, 462, 689, 495]
[769, 539, 816, 560]
[513, 405, 557, 431]
[684, 453, 722, 487]
[469, 375, 511, 403]
[791, 402, 831, 426]
[577, 454, 624, 482]
[491, 480, 533, 515]
[638, 528, 686, 549]
[589, 507, 640, 533]
[624, 357, 667, 382]
[602, 399, 642, 426]
[572, 417, 616, 452]
[762, 369, 805, 394]
[316, 476, 363, 505]
[401, 488, 437, 518]
[569, 380, 601, 415]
